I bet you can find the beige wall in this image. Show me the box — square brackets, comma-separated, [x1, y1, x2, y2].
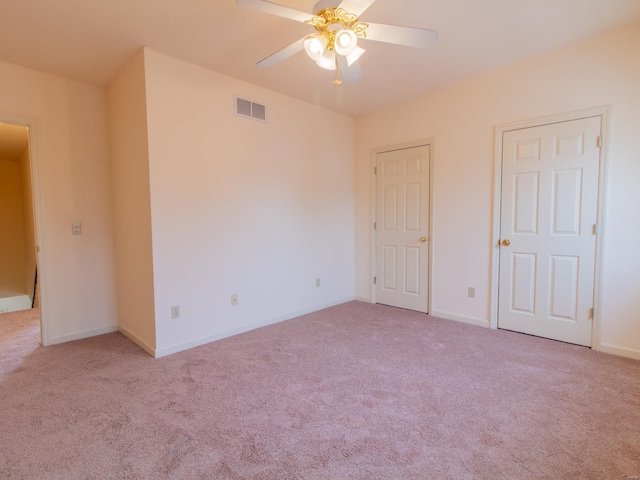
[107, 50, 157, 353]
[354, 21, 640, 359]
[0, 157, 26, 298]
[0, 60, 118, 343]
[143, 49, 355, 355]
[19, 145, 37, 301]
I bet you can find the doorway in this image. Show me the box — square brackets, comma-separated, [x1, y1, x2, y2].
[373, 143, 432, 313]
[492, 109, 608, 347]
[0, 121, 41, 345]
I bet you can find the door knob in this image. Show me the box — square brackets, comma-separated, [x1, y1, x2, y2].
[419, 236, 427, 243]
[501, 239, 511, 246]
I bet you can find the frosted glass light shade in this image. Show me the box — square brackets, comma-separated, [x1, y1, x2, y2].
[304, 35, 327, 61]
[316, 48, 336, 70]
[334, 29, 357, 56]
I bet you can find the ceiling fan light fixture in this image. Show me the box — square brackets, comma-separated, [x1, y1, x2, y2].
[304, 34, 327, 61]
[238, 0, 438, 85]
[346, 45, 365, 66]
[316, 48, 336, 70]
[334, 29, 357, 56]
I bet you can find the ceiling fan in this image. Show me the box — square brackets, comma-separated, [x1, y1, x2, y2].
[236, 0, 438, 85]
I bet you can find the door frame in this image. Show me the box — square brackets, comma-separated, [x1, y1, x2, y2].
[490, 106, 610, 350]
[370, 138, 435, 313]
[0, 111, 49, 346]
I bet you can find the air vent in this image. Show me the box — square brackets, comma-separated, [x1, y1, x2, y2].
[234, 96, 267, 122]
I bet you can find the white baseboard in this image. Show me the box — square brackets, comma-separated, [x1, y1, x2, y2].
[154, 297, 356, 358]
[355, 296, 371, 303]
[0, 295, 32, 313]
[430, 310, 490, 329]
[598, 343, 640, 361]
[119, 326, 155, 356]
[51, 325, 119, 345]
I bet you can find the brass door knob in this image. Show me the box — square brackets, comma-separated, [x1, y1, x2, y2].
[419, 236, 427, 243]
[501, 239, 511, 246]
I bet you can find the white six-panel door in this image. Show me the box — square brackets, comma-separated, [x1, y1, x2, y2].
[498, 117, 601, 346]
[376, 145, 430, 312]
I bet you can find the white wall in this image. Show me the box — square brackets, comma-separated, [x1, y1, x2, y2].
[142, 49, 355, 355]
[0, 157, 26, 298]
[107, 50, 157, 354]
[0, 60, 118, 343]
[354, 21, 640, 359]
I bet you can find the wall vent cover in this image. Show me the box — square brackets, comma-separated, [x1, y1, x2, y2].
[235, 97, 267, 122]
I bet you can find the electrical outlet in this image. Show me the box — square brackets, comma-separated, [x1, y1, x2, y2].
[231, 294, 238, 306]
[171, 305, 180, 319]
[316, 278, 321, 288]
[468, 287, 476, 298]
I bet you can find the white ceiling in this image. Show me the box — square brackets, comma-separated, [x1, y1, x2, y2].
[1, 0, 639, 117]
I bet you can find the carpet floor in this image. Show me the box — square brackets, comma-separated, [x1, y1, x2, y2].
[1, 302, 639, 479]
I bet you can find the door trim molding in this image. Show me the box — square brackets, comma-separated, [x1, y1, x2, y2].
[370, 138, 435, 314]
[490, 106, 611, 351]
[0, 111, 50, 345]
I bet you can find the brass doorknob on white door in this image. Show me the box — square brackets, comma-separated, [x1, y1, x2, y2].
[419, 236, 427, 243]
[501, 239, 511, 246]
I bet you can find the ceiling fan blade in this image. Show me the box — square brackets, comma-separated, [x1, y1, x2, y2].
[337, 0, 376, 17]
[365, 23, 438, 49]
[257, 37, 306, 68]
[337, 55, 363, 84]
[236, 0, 310, 23]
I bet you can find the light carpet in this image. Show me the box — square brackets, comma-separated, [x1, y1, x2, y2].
[1, 302, 639, 479]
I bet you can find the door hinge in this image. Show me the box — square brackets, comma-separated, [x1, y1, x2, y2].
[374, 166, 377, 175]
[596, 136, 602, 148]
[592, 224, 598, 235]
[373, 222, 377, 230]
[588, 307, 594, 320]
[373, 277, 377, 285]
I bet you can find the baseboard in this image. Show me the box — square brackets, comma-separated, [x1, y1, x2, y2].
[118, 326, 156, 357]
[598, 343, 640, 361]
[430, 310, 490, 329]
[355, 296, 371, 303]
[0, 295, 32, 313]
[51, 325, 119, 345]
[154, 297, 356, 358]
